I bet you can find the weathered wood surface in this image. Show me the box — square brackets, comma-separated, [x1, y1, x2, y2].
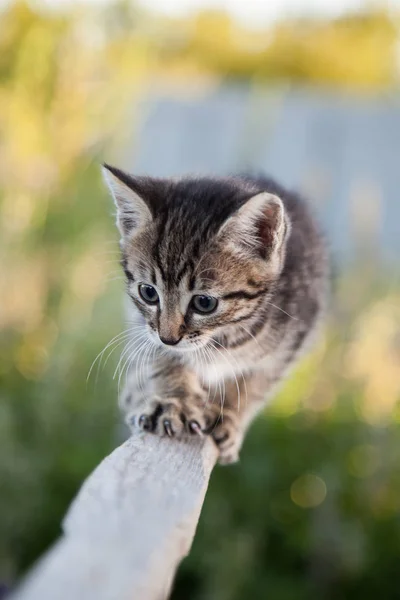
[12, 433, 218, 600]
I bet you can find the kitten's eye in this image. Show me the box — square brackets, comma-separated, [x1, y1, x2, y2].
[191, 295, 218, 314]
[139, 284, 159, 305]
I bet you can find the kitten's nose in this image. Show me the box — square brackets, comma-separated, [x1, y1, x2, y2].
[159, 336, 182, 346]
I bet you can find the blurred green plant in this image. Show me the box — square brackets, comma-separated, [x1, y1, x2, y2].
[0, 0, 153, 578]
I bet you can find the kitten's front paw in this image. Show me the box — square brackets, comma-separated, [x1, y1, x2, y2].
[126, 394, 208, 439]
[210, 410, 243, 465]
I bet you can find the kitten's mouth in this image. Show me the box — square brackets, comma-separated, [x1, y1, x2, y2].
[147, 328, 207, 353]
[160, 338, 207, 354]
[175, 343, 201, 353]
[162, 341, 200, 354]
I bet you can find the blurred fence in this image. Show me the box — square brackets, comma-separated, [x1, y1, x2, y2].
[125, 84, 400, 265]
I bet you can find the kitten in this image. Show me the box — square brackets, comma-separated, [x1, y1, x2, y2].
[102, 164, 329, 464]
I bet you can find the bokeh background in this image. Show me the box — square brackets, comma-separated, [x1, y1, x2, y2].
[1, 0, 400, 598]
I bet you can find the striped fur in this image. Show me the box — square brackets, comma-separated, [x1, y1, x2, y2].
[103, 165, 329, 464]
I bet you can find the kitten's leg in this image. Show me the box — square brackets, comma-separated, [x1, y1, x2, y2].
[207, 370, 280, 465]
[120, 346, 280, 463]
[121, 353, 211, 438]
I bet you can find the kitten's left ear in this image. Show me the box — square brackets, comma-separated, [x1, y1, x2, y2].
[102, 163, 153, 238]
[222, 192, 290, 265]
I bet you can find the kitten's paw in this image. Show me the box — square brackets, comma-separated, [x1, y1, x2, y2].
[126, 395, 207, 439]
[210, 411, 243, 465]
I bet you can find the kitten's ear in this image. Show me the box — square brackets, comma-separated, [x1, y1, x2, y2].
[102, 164, 152, 238]
[222, 192, 290, 264]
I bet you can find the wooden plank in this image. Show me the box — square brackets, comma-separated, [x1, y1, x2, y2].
[12, 433, 218, 600]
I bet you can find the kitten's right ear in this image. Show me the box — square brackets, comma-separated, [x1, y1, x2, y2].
[102, 164, 152, 238]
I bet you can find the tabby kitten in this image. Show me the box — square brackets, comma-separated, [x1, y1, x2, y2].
[103, 164, 329, 464]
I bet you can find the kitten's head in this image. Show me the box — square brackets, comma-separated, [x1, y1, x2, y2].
[103, 165, 290, 353]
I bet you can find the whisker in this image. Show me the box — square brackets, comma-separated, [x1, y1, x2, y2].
[194, 278, 217, 287]
[208, 341, 238, 412]
[113, 332, 147, 381]
[197, 344, 213, 407]
[202, 343, 218, 405]
[136, 339, 152, 396]
[117, 336, 149, 398]
[101, 335, 137, 375]
[104, 260, 122, 266]
[192, 254, 212, 276]
[114, 338, 141, 384]
[120, 337, 149, 395]
[105, 269, 125, 277]
[200, 346, 224, 435]
[87, 326, 138, 383]
[102, 327, 144, 370]
[238, 324, 262, 348]
[131, 248, 154, 264]
[139, 340, 154, 393]
[210, 338, 248, 412]
[147, 344, 158, 385]
[122, 334, 149, 385]
[266, 301, 299, 321]
[193, 348, 202, 388]
[94, 252, 121, 259]
[198, 346, 210, 398]
[193, 267, 217, 279]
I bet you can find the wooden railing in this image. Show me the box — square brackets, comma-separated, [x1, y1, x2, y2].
[12, 434, 217, 600]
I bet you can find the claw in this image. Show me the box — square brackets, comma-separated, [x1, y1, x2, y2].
[163, 419, 174, 437]
[189, 420, 203, 436]
[139, 415, 151, 430]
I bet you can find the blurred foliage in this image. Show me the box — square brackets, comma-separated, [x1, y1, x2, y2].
[0, 0, 152, 580]
[0, 1, 400, 599]
[154, 9, 399, 90]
